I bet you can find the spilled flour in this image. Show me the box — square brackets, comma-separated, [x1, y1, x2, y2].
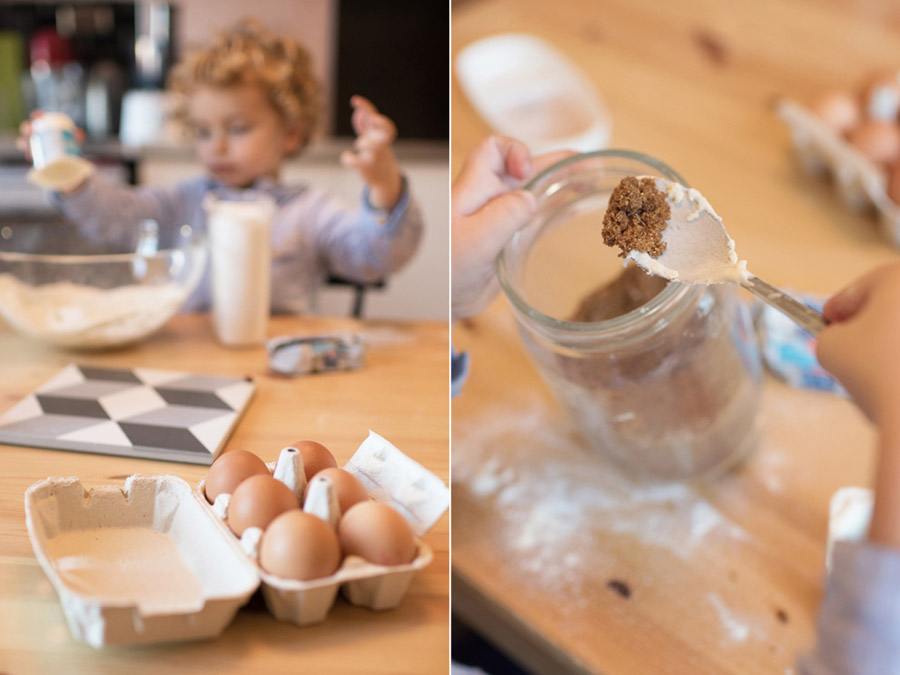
[453, 398, 770, 648]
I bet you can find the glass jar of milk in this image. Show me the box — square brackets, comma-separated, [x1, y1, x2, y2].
[203, 191, 276, 347]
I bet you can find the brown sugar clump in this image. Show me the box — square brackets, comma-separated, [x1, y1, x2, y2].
[570, 265, 668, 322]
[602, 176, 670, 258]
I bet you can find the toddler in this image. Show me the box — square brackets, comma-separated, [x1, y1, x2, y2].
[20, 19, 422, 314]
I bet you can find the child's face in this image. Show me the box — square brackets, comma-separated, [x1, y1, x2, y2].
[187, 82, 303, 189]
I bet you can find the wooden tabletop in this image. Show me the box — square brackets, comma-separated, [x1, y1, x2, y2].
[452, 1, 900, 673]
[0, 314, 449, 675]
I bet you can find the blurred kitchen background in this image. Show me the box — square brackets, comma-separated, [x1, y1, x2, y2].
[0, 0, 448, 320]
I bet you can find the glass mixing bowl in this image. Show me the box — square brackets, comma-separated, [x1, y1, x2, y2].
[0, 221, 206, 349]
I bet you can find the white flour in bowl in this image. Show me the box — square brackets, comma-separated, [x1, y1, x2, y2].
[0, 273, 188, 348]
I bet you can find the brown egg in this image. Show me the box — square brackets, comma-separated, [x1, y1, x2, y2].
[848, 120, 900, 166]
[204, 449, 269, 503]
[808, 90, 860, 134]
[861, 71, 900, 121]
[306, 467, 368, 515]
[259, 510, 341, 581]
[227, 474, 299, 536]
[338, 501, 417, 566]
[289, 440, 338, 480]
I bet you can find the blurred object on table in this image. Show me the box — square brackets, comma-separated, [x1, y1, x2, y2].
[267, 332, 366, 376]
[454, 33, 611, 154]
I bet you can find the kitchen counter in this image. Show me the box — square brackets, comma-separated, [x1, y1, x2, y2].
[452, 0, 900, 673]
[0, 313, 449, 674]
[0, 133, 449, 165]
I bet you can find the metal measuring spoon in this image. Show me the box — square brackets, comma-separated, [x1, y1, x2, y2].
[608, 177, 827, 336]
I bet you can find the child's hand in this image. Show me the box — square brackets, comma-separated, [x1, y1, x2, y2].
[15, 111, 42, 163]
[340, 96, 403, 211]
[451, 135, 573, 320]
[816, 263, 900, 425]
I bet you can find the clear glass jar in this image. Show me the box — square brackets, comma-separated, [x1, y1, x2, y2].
[497, 150, 763, 481]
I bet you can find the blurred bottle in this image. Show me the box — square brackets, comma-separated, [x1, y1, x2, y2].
[0, 31, 26, 132]
[85, 60, 125, 140]
[134, 2, 173, 89]
[120, 2, 174, 147]
[27, 27, 85, 128]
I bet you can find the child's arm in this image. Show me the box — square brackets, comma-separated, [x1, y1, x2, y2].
[817, 263, 900, 547]
[296, 182, 422, 286]
[340, 96, 404, 211]
[797, 263, 900, 674]
[19, 114, 193, 243]
[47, 173, 197, 249]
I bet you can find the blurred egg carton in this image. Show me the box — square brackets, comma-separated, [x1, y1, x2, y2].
[24, 431, 448, 647]
[198, 431, 448, 626]
[775, 98, 900, 248]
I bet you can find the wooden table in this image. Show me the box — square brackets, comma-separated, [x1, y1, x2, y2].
[0, 314, 449, 675]
[452, 1, 900, 673]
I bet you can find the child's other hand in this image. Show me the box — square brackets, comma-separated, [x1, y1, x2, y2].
[340, 95, 403, 211]
[816, 263, 900, 424]
[451, 135, 573, 320]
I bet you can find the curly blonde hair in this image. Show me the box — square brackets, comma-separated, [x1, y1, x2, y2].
[167, 19, 319, 148]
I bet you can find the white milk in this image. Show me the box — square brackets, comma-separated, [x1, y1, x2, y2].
[203, 193, 276, 347]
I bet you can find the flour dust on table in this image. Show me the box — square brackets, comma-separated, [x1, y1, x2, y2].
[452, 394, 781, 650]
[0, 364, 255, 464]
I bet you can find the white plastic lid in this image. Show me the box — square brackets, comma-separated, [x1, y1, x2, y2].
[455, 33, 613, 154]
[31, 112, 78, 133]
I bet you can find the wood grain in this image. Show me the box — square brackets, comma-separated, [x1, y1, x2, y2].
[452, 0, 899, 672]
[0, 314, 449, 674]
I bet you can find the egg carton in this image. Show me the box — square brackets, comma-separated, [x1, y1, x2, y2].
[775, 98, 900, 249]
[197, 431, 448, 626]
[24, 431, 449, 647]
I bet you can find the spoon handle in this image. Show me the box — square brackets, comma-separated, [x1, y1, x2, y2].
[741, 275, 828, 337]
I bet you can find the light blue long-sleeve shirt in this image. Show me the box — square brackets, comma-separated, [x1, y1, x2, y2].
[799, 540, 900, 674]
[50, 172, 423, 314]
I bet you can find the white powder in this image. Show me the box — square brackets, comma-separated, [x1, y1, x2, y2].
[454, 402, 748, 563]
[453, 397, 766, 644]
[0, 273, 188, 348]
[707, 593, 751, 643]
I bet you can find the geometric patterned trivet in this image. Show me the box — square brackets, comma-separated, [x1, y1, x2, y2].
[0, 364, 255, 465]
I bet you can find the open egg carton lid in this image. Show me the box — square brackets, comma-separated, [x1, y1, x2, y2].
[775, 98, 900, 248]
[24, 431, 449, 647]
